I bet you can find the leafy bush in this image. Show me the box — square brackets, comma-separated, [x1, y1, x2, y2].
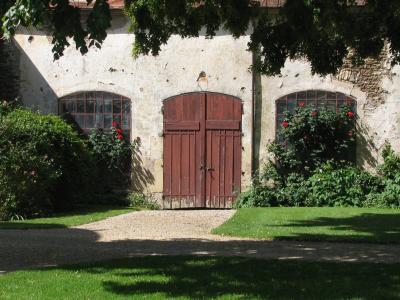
[271, 105, 356, 179]
[237, 163, 382, 208]
[236, 104, 400, 209]
[278, 173, 309, 207]
[88, 123, 137, 194]
[306, 163, 383, 207]
[0, 108, 93, 220]
[126, 192, 160, 210]
[0, 100, 17, 117]
[378, 144, 400, 180]
[365, 146, 400, 208]
[235, 184, 278, 208]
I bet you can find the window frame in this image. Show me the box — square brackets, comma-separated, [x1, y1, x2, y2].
[59, 91, 131, 139]
[275, 90, 357, 137]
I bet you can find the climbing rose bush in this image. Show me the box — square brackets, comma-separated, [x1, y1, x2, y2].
[88, 123, 138, 194]
[237, 104, 362, 208]
[271, 105, 356, 180]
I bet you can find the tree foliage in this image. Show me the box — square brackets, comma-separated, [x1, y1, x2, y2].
[2, 0, 400, 75]
[1, 0, 111, 59]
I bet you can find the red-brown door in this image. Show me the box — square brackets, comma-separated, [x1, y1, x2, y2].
[163, 92, 242, 209]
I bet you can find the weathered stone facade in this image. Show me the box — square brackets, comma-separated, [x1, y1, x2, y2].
[10, 11, 400, 198]
[0, 40, 20, 101]
[336, 47, 392, 111]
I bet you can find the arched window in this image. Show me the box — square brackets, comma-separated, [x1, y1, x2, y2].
[276, 90, 356, 136]
[59, 91, 131, 139]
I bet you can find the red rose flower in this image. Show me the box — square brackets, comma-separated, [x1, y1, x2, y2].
[112, 121, 119, 128]
[281, 121, 289, 128]
[117, 135, 124, 140]
[298, 101, 305, 107]
[311, 111, 318, 118]
[116, 128, 123, 134]
[347, 111, 355, 119]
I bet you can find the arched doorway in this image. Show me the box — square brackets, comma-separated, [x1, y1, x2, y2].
[163, 92, 242, 209]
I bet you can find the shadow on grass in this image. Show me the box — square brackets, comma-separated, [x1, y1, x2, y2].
[1, 210, 400, 299]
[21, 256, 400, 299]
[1, 221, 400, 298]
[0, 205, 136, 230]
[0, 223, 66, 230]
[271, 213, 400, 244]
[102, 256, 400, 299]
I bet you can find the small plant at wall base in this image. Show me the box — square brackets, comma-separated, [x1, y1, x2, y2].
[127, 192, 160, 210]
[365, 144, 400, 208]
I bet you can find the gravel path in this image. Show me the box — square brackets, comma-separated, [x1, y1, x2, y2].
[1, 210, 400, 273]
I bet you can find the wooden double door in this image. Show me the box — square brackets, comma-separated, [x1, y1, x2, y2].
[163, 92, 242, 209]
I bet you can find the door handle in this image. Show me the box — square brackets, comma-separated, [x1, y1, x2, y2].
[200, 165, 213, 171]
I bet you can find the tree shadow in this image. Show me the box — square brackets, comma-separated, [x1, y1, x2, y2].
[96, 256, 400, 299]
[0, 40, 20, 101]
[1, 213, 400, 298]
[131, 141, 155, 193]
[0, 205, 134, 230]
[4, 255, 400, 299]
[356, 121, 379, 169]
[270, 213, 400, 244]
[0, 223, 66, 230]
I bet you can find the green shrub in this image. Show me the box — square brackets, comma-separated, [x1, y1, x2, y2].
[236, 105, 362, 209]
[366, 175, 400, 208]
[0, 100, 17, 117]
[271, 105, 356, 179]
[378, 144, 400, 180]
[306, 163, 383, 207]
[127, 192, 160, 210]
[278, 173, 309, 207]
[88, 125, 136, 195]
[0, 108, 93, 220]
[237, 164, 383, 208]
[235, 184, 278, 208]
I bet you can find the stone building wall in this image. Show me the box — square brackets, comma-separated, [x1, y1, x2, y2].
[257, 51, 400, 171]
[12, 10, 400, 194]
[13, 12, 254, 197]
[336, 47, 392, 111]
[0, 40, 20, 101]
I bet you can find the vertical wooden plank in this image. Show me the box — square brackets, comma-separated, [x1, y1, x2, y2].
[233, 132, 242, 202]
[200, 93, 207, 207]
[181, 133, 189, 207]
[225, 131, 234, 208]
[178, 133, 182, 208]
[163, 133, 171, 209]
[221, 130, 226, 207]
[206, 131, 211, 207]
[218, 130, 221, 208]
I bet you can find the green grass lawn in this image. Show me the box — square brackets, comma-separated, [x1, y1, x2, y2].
[213, 207, 400, 244]
[0, 206, 138, 229]
[0, 256, 399, 299]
